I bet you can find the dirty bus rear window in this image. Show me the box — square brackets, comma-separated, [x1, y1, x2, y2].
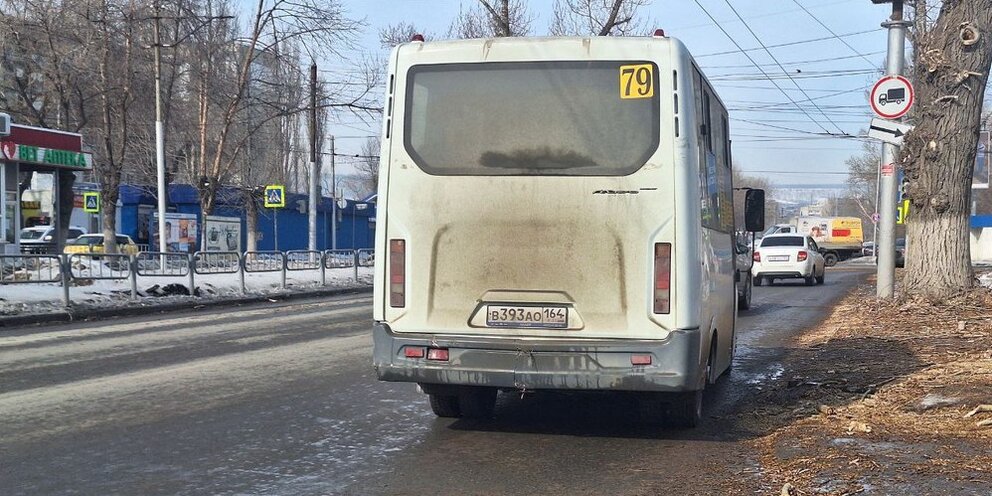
[404, 61, 660, 176]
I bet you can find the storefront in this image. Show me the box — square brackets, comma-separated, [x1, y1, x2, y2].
[0, 122, 92, 254]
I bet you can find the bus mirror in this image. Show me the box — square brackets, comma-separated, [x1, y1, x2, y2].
[744, 189, 765, 232]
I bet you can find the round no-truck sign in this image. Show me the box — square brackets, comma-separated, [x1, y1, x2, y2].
[870, 75, 914, 119]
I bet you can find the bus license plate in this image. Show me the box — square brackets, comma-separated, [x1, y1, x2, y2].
[486, 305, 568, 329]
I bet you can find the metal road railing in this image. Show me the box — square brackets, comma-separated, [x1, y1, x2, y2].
[286, 250, 325, 286]
[0, 254, 62, 284]
[357, 249, 375, 267]
[68, 253, 132, 280]
[356, 249, 375, 282]
[67, 253, 136, 300]
[137, 252, 194, 295]
[323, 249, 355, 268]
[1, 248, 375, 308]
[286, 250, 323, 271]
[136, 252, 191, 276]
[243, 250, 287, 289]
[194, 251, 241, 274]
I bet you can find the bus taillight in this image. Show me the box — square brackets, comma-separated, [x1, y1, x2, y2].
[654, 243, 672, 314]
[390, 239, 406, 308]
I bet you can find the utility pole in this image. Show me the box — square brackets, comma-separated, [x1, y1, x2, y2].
[308, 62, 318, 251]
[330, 135, 337, 250]
[153, 4, 168, 253]
[875, 0, 908, 298]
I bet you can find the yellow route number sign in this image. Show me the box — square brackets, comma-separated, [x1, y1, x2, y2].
[619, 64, 654, 99]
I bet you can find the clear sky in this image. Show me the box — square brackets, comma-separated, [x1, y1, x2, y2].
[315, 0, 893, 186]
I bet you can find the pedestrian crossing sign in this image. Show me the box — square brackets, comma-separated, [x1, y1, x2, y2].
[264, 185, 285, 208]
[83, 192, 100, 213]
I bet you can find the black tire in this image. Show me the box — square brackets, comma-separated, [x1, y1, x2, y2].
[823, 252, 839, 267]
[428, 394, 461, 418]
[459, 388, 497, 419]
[816, 271, 825, 285]
[753, 275, 763, 287]
[737, 275, 752, 310]
[804, 274, 815, 286]
[666, 390, 704, 428]
[665, 341, 713, 428]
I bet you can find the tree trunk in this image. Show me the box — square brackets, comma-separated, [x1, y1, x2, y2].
[902, 1, 992, 296]
[101, 182, 118, 255]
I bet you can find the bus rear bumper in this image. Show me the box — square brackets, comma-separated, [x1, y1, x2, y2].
[372, 322, 704, 392]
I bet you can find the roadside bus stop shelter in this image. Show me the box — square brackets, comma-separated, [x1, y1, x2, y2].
[0, 122, 92, 254]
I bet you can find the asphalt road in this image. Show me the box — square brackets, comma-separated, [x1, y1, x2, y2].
[0, 266, 871, 495]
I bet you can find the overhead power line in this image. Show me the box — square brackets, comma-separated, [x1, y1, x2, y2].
[695, 28, 882, 58]
[700, 51, 886, 70]
[671, 0, 859, 31]
[720, 0, 849, 135]
[740, 170, 851, 175]
[727, 85, 869, 110]
[708, 68, 880, 82]
[790, 0, 879, 69]
[690, 0, 835, 135]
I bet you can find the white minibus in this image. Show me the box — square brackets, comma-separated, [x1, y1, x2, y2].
[372, 33, 764, 427]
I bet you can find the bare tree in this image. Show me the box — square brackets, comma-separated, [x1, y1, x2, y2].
[352, 136, 380, 199]
[188, 0, 362, 248]
[0, 0, 148, 253]
[845, 139, 881, 224]
[732, 166, 777, 229]
[899, 0, 992, 296]
[550, 0, 653, 36]
[379, 22, 432, 48]
[449, 0, 532, 38]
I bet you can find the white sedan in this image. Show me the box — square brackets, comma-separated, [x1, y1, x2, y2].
[752, 234, 826, 286]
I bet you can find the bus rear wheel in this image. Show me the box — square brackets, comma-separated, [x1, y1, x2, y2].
[428, 393, 461, 418]
[666, 390, 704, 428]
[459, 388, 497, 419]
[738, 275, 752, 310]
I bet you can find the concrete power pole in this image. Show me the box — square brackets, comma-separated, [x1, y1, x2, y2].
[153, 5, 168, 253]
[308, 62, 318, 251]
[875, 0, 909, 298]
[330, 135, 337, 250]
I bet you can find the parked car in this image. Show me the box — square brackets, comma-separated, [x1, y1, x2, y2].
[752, 233, 826, 286]
[19, 225, 87, 253]
[63, 234, 140, 256]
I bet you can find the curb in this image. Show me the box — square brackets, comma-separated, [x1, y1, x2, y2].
[0, 285, 373, 328]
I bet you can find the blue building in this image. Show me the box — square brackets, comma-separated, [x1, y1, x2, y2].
[116, 184, 375, 251]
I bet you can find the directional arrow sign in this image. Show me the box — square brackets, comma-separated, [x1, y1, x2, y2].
[868, 118, 914, 146]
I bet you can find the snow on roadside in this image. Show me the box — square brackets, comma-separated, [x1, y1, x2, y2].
[0, 265, 372, 317]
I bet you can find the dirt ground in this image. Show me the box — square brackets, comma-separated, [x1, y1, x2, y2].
[738, 279, 992, 495]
